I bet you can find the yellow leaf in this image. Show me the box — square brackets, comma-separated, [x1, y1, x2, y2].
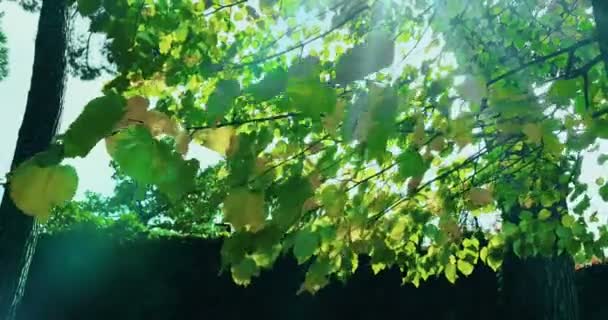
[440, 219, 462, 241]
[430, 136, 446, 151]
[114, 96, 149, 130]
[522, 123, 542, 144]
[9, 160, 78, 220]
[223, 188, 266, 232]
[144, 110, 179, 137]
[194, 126, 236, 156]
[159, 34, 173, 54]
[303, 198, 319, 211]
[410, 119, 426, 146]
[175, 131, 191, 155]
[127, 95, 149, 110]
[450, 116, 474, 148]
[468, 187, 493, 206]
[407, 176, 422, 195]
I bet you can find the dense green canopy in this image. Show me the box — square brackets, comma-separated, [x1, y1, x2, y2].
[6, 0, 608, 292]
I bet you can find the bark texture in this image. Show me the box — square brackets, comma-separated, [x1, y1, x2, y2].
[501, 252, 579, 320]
[500, 202, 579, 320]
[0, 1, 68, 319]
[592, 0, 608, 74]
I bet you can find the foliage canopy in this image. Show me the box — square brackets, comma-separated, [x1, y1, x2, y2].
[6, 0, 608, 292]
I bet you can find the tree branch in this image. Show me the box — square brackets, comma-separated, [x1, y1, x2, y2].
[227, 4, 369, 69]
[487, 37, 597, 86]
[592, 0, 608, 75]
[187, 112, 300, 131]
[204, 0, 248, 17]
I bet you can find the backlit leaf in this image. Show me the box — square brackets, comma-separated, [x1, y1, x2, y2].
[335, 31, 395, 85]
[522, 123, 543, 144]
[63, 93, 126, 157]
[397, 150, 426, 179]
[468, 188, 493, 207]
[9, 160, 78, 220]
[223, 188, 267, 232]
[207, 79, 240, 122]
[246, 68, 288, 101]
[286, 59, 336, 118]
[231, 256, 260, 286]
[444, 261, 457, 283]
[273, 176, 313, 230]
[457, 260, 474, 276]
[293, 228, 319, 264]
[194, 126, 236, 156]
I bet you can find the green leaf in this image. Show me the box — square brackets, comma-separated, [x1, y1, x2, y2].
[444, 262, 457, 283]
[63, 94, 126, 157]
[207, 79, 241, 122]
[573, 195, 590, 215]
[547, 78, 578, 105]
[260, 0, 279, 13]
[598, 154, 608, 165]
[154, 143, 200, 200]
[108, 126, 197, 200]
[273, 176, 313, 230]
[223, 188, 267, 232]
[561, 215, 576, 228]
[513, 239, 523, 257]
[246, 68, 288, 101]
[77, 0, 102, 16]
[300, 257, 331, 294]
[293, 228, 319, 264]
[335, 31, 395, 85]
[397, 150, 426, 179]
[538, 208, 552, 220]
[231, 256, 260, 286]
[600, 184, 608, 202]
[286, 60, 336, 118]
[479, 247, 488, 263]
[366, 86, 398, 161]
[522, 123, 543, 144]
[9, 160, 78, 220]
[486, 251, 503, 272]
[457, 260, 474, 276]
[321, 185, 346, 218]
[107, 126, 157, 185]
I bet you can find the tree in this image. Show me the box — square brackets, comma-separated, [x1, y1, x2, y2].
[0, 17, 8, 80]
[5, 0, 608, 319]
[0, 0, 69, 319]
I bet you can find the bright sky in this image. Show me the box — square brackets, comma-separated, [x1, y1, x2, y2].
[0, 2, 606, 227]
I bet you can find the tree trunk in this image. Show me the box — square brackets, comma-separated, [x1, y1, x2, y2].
[499, 202, 579, 320]
[501, 252, 579, 320]
[0, 1, 68, 319]
[592, 0, 608, 74]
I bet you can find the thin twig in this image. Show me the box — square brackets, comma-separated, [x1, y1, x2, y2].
[204, 0, 248, 17]
[487, 37, 597, 86]
[228, 4, 369, 69]
[187, 112, 299, 131]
